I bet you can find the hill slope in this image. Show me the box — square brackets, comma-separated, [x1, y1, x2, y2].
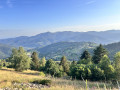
[0, 30, 120, 48]
[33, 42, 98, 61]
[104, 42, 120, 59]
[0, 44, 13, 59]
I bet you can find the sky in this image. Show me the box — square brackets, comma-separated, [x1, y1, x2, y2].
[0, 0, 120, 38]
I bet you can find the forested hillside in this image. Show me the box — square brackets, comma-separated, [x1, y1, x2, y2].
[0, 44, 13, 59]
[33, 42, 98, 61]
[104, 42, 120, 59]
[32, 41, 120, 61]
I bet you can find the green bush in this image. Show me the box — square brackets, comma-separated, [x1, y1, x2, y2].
[32, 79, 52, 86]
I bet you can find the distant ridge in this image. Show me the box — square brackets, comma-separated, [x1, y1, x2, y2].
[0, 30, 120, 48]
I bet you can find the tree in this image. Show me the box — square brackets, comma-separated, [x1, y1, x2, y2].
[114, 52, 120, 69]
[92, 44, 108, 64]
[45, 59, 60, 76]
[10, 47, 31, 72]
[99, 55, 115, 80]
[113, 52, 120, 79]
[40, 57, 46, 67]
[70, 60, 77, 72]
[9, 48, 18, 68]
[31, 52, 40, 70]
[60, 56, 70, 74]
[39, 57, 46, 71]
[78, 58, 92, 65]
[90, 65, 104, 81]
[80, 50, 91, 60]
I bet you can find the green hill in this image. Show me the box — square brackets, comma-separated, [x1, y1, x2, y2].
[104, 42, 120, 59]
[33, 42, 98, 61]
[0, 44, 13, 59]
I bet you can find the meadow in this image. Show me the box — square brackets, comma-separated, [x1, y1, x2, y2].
[0, 67, 119, 90]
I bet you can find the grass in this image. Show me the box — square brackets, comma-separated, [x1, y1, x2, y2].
[0, 67, 119, 90]
[0, 68, 44, 88]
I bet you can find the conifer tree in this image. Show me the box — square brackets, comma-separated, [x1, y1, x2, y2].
[40, 57, 46, 67]
[60, 56, 70, 74]
[31, 52, 40, 70]
[80, 50, 91, 60]
[92, 44, 107, 64]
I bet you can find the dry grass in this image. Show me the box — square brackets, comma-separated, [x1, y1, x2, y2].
[0, 68, 118, 90]
[0, 67, 44, 88]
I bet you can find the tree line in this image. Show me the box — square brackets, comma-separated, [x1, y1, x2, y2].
[0, 44, 120, 81]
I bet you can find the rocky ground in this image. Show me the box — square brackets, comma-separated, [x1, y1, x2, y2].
[0, 83, 50, 90]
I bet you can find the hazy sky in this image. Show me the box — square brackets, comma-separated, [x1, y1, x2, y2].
[0, 0, 120, 38]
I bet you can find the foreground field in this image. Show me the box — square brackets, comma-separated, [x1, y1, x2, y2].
[0, 68, 118, 90]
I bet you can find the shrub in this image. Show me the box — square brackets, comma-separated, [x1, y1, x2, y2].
[39, 72, 45, 77]
[39, 79, 52, 86]
[32, 79, 52, 86]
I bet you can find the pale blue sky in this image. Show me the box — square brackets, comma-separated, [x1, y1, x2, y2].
[0, 0, 120, 38]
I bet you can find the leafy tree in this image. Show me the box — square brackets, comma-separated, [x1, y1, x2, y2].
[70, 64, 92, 80]
[113, 52, 120, 79]
[99, 55, 115, 80]
[78, 58, 92, 65]
[80, 50, 91, 60]
[10, 47, 31, 71]
[92, 44, 108, 64]
[60, 56, 70, 74]
[40, 57, 46, 67]
[57, 65, 64, 77]
[8, 48, 18, 68]
[45, 59, 60, 76]
[31, 52, 40, 70]
[70, 60, 77, 73]
[114, 52, 120, 69]
[70, 64, 85, 79]
[90, 65, 104, 81]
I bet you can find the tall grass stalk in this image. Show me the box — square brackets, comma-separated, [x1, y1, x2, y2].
[97, 83, 100, 90]
[117, 81, 120, 89]
[86, 80, 88, 90]
[104, 84, 107, 90]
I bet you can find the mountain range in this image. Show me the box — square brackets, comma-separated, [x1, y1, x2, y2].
[1, 30, 120, 60]
[0, 30, 120, 48]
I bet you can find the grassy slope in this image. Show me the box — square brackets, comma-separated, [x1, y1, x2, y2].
[0, 68, 118, 90]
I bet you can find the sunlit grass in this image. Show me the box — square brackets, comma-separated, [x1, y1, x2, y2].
[0, 67, 119, 90]
[0, 67, 44, 88]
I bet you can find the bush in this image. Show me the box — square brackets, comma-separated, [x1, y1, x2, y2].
[0, 61, 3, 69]
[39, 72, 45, 77]
[39, 79, 52, 86]
[32, 79, 52, 86]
